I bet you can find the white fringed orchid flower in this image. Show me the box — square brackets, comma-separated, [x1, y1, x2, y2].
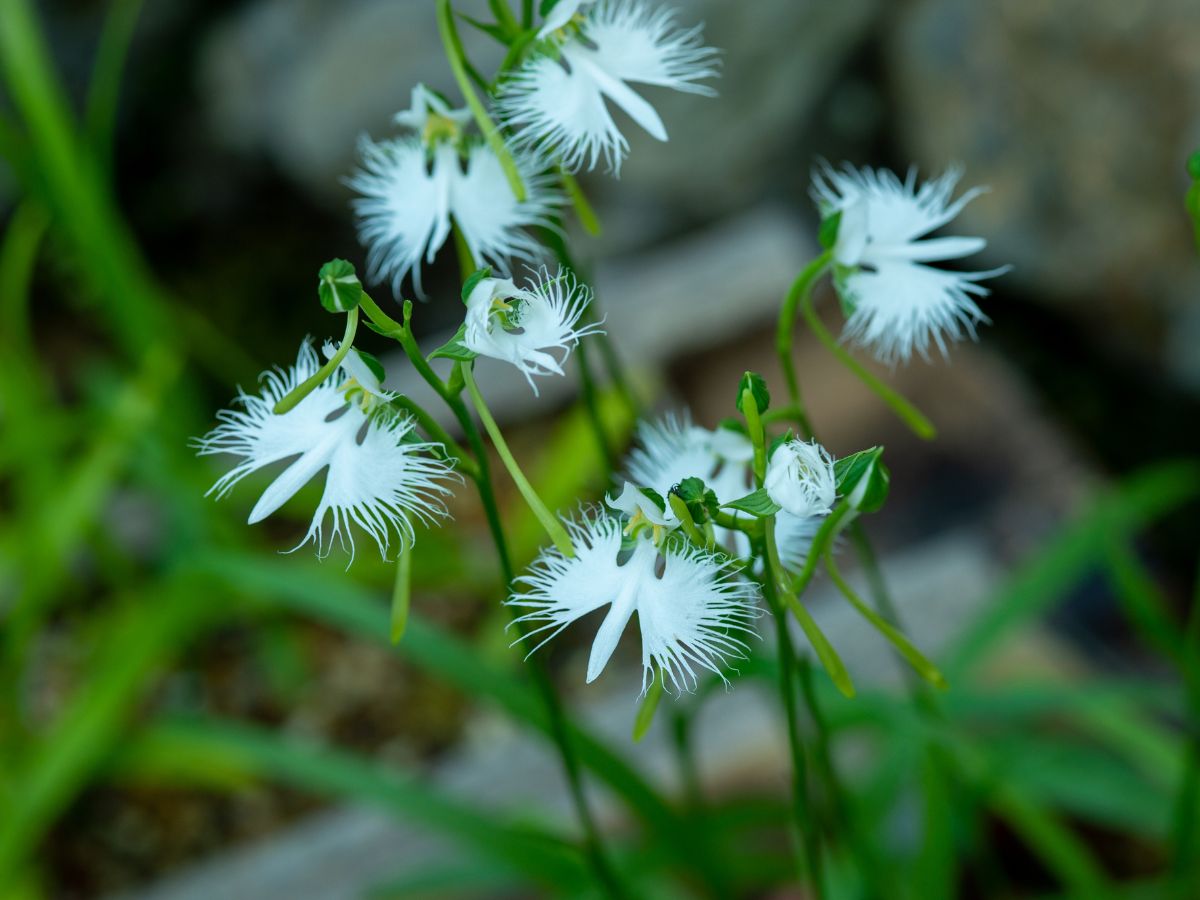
[462, 268, 602, 393]
[812, 163, 1007, 364]
[350, 84, 561, 297]
[321, 341, 393, 407]
[509, 510, 760, 694]
[498, 0, 719, 173]
[194, 341, 458, 561]
[764, 439, 836, 520]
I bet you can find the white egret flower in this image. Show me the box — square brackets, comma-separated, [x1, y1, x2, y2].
[462, 268, 602, 393]
[498, 0, 719, 173]
[350, 85, 561, 297]
[510, 511, 760, 694]
[764, 439, 836, 520]
[321, 342, 393, 407]
[812, 163, 1007, 364]
[194, 341, 458, 561]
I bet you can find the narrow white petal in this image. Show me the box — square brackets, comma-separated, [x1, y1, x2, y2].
[582, 0, 719, 94]
[764, 440, 837, 519]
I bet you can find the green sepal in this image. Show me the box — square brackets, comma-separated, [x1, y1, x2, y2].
[768, 429, 795, 460]
[736, 371, 770, 416]
[818, 210, 843, 251]
[461, 267, 494, 304]
[722, 488, 781, 518]
[671, 477, 719, 524]
[363, 319, 393, 338]
[429, 323, 478, 362]
[354, 349, 386, 384]
[834, 446, 890, 514]
[318, 259, 363, 313]
[832, 264, 858, 318]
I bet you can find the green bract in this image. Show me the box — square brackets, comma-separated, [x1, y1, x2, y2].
[736, 371, 770, 416]
[818, 209, 842, 251]
[462, 267, 494, 303]
[834, 447, 890, 514]
[672, 477, 720, 523]
[429, 323, 478, 362]
[722, 487, 782, 518]
[318, 259, 363, 313]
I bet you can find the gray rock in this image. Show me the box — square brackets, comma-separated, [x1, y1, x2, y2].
[886, 0, 1200, 326]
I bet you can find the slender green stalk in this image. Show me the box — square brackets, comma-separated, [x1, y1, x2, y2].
[390, 395, 479, 480]
[563, 170, 602, 236]
[461, 364, 574, 556]
[574, 335, 617, 473]
[272, 307, 359, 414]
[521, 0, 534, 27]
[85, 0, 144, 173]
[1170, 562, 1200, 894]
[667, 494, 710, 549]
[823, 548, 946, 689]
[436, 0, 526, 201]
[775, 252, 831, 438]
[390, 528, 413, 644]
[358, 291, 406, 337]
[452, 222, 478, 282]
[758, 542, 825, 896]
[799, 287, 936, 440]
[487, 0, 520, 34]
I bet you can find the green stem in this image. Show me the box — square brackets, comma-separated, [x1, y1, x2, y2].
[823, 548, 946, 689]
[668, 494, 711, 550]
[758, 540, 826, 896]
[436, 0, 526, 202]
[800, 288, 937, 441]
[390, 527, 413, 644]
[562, 170, 602, 236]
[461, 364, 574, 557]
[487, 0, 520, 34]
[358, 291, 406, 337]
[775, 252, 831, 438]
[452, 221, 478, 283]
[84, 0, 143, 174]
[273, 308, 358, 414]
[1171, 561, 1200, 893]
[521, 0, 533, 27]
[574, 335, 617, 474]
[389, 395, 478, 481]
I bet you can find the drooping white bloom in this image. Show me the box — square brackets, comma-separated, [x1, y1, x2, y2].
[462, 268, 602, 393]
[349, 85, 561, 297]
[764, 439, 836, 520]
[606, 480, 675, 528]
[510, 511, 759, 694]
[812, 163, 1007, 364]
[322, 342, 393, 404]
[498, 0, 719, 173]
[194, 341, 458, 560]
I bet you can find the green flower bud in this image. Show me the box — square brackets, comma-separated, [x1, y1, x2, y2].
[318, 259, 363, 313]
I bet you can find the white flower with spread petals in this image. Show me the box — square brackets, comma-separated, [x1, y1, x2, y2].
[463, 268, 602, 393]
[765, 439, 836, 520]
[812, 163, 1008, 364]
[510, 511, 760, 694]
[194, 341, 458, 561]
[350, 84, 561, 297]
[498, 0, 719, 173]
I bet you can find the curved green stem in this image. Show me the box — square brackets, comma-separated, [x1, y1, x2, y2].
[823, 547, 946, 689]
[800, 288, 936, 441]
[562, 170, 602, 236]
[390, 524, 413, 644]
[389, 395, 479, 481]
[462, 364, 574, 557]
[436, 0, 526, 202]
[775, 252, 831, 438]
[273, 308, 358, 414]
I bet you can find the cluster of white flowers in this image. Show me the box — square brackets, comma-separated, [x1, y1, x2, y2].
[197, 0, 1004, 701]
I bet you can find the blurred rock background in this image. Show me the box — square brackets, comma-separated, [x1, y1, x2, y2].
[6, 0, 1200, 896]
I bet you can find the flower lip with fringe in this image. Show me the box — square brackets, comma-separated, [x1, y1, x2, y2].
[498, 0, 719, 174]
[764, 438, 837, 520]
[462, 267, 603, 394]
[349, 84, 562, 298]
[509, 509, 760, 695]
[812, 162, 1010, 364]
[193, 340, 459, 562]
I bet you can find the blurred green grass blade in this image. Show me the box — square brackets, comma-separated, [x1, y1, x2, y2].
[125, 717, 587, 891]
[365, 859, 518, 898]
[85, 0, 144, 173]
[947, 460, 1200, 676]
[912, 750, 956, 900]
[1104, 538, 1189, 666]
[189, 551, 700, 869]
[0, 585, 214, 885]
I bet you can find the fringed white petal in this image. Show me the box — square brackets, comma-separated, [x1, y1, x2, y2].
[625, 411, 751, 506]
[775, 510, 823, 573]
[498, 0, 717, 173]
[811, 162, 1006, 364]
[349, 138, 454, 298]
[450, 142, 562, 276]
[463, 267, 603, 394]
[194, 340, 459, 562]
[764, 440, 836, 520]
[509, 511, 760, 694]
[841, 259, 1003, 364]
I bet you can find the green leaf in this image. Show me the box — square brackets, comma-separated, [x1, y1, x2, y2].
[632, 676, 665, 743]
[834, 446, 889, 513]
[354, 349, 386, 384]
[318, 258, 363, 313]
[428, 323, 478, 362]
[818, 210, 842, 250]
[722, 487, 781, 518]
[672, 476, 719, 523]
[461, 266, 493, 303]
[736, 371, 769, 415]
[638, 486, 666, 512]
[458, 13, 511, 43]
